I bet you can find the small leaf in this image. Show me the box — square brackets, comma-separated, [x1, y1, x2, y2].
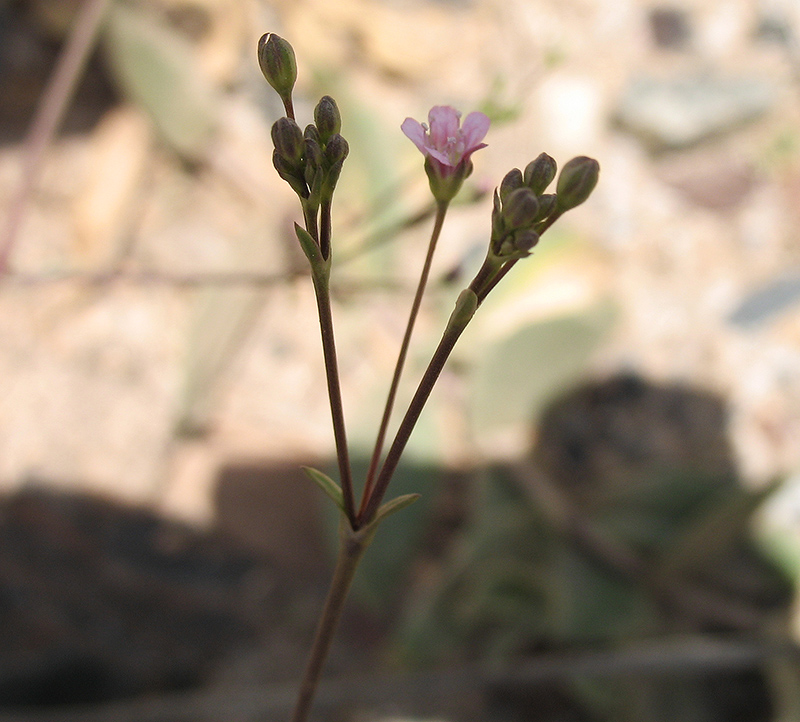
[372, 493, 421, 526]
[294, 223, 322, 267]
[303, 466, 345, 513]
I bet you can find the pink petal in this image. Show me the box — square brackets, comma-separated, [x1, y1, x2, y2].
[425, 146, 453, 166]
[460, 112, 490, 151]
[401, 117, 428, 155]
[428, 106, 460, 149]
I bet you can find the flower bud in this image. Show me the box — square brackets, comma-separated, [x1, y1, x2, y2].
[304, 136, 323, 176]
[524, 153, 557, 194]
[273, 151, 308, 198]
[324, 133, 349, 166]
[314, 96, 342, 144]
[513, 229, 540, 254]
[499, 168, 523, 202]
[271, 117, 304, 165]
[535, 193, 557, 221]
[258, 33, 297, 104]
[555, 156, 599, 211]
[320, 135, 349, 201]
[502, 187, 540, 229]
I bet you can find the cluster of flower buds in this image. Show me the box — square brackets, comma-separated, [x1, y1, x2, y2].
[259, 33, 349, 261]
[270, 98, 349, 209]
[490, 153, 599, 261]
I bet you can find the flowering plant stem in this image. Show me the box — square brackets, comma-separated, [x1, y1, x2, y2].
[311, 268, 357, 526]
[290, 520, 374, 722]
[359, 200, 450, 515]
[290, 285, 476, 722]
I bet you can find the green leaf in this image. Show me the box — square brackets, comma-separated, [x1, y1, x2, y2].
[372, 493, 421, 526]
[302, 466, 345, 514]
[294, 223, 323, 267]
[103, 3, 218, 159]
[319, 456, 440, 613]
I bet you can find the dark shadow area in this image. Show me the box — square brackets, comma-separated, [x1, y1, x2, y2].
[0, 374, 793, 721]
[0, 485, 282, 707]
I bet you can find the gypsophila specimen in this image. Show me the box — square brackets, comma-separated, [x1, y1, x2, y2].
[258, 33, 599, 722]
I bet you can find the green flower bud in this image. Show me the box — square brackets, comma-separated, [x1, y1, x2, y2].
[304, 136, 323, 178]
[324, 133, 349, 166]
[502, 187, 540, 229]
[534, 193, 557, 221]
[304, 124, 321, 144]
[524, 153, 557, 194]
[258, 33, 297, 105]
[499, 168, 523, 202]
[321, 135, 349, 200]
[271, 117, 304, 165]
[314, 96, 342, 144]
[513, 228, 540, 254]
[555, 156, 599, 211]
[273, 150, 308, 198]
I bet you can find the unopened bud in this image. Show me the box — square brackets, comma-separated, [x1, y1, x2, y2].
[535, 193, 557, 221]
[324, 133, 349, 166]
[513, 229, 540, 254]
[273, 151, 308, 198]
[555, 156, 599, 211]
[502, 187, 539, 229]
[271, 117, 304, 165]
[304, 136, 323, 174]
[314, 96, 342, 144]
[258, 33, 297, 103]
[524, 153, 557, 194]
[321, 135, 349, 200]
[499, 168, 523, 202]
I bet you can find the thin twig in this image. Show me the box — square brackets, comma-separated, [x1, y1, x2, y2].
[0, 0, 112, 274]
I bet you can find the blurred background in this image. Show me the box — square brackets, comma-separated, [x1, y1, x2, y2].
[2, 0, 800, 720]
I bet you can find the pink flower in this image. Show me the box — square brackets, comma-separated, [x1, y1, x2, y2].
[401, 106, 490, 177]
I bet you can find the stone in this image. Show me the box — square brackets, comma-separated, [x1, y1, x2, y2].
[616, 74, 775, 150]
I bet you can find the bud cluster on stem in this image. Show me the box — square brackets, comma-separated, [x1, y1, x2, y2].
[470, 153, 599, 302]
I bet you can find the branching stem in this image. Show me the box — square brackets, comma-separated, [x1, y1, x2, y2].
[359, 201, 449, 516]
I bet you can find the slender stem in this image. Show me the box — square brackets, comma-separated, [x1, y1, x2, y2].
[290, 522, 373, 722]
[475, 258, 515, 302]
[359, 201, 449, 515]
[472, 209, 565, 302]
[283, 97, 296, 122]
[312, 272, 356, 525]
[302, 201, 319, 244]
[320, 199, 332, 261]
[0, 0, 112, 274]
[358, 291, 476, 525]
[468, 254, 503, 301]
